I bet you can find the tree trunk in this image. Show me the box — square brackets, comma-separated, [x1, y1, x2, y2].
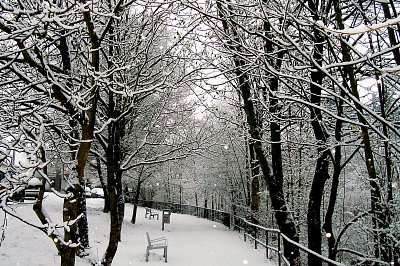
[76, 6, 102, 252]
[307, 151, 330, 266]
[249, 143, 260, 216]
[96, 155, 110, 213]
[101, 190, 124, 266]
[204, 196, 208, 219]
[33, 148, 62, 254]
[101, 122, 125, 265]
[306, 18, 329, 266]
[261, 10, 301, 265]
[76, 179, 90, 251]
[307, 0, 331, 266]
[323, 87, 345, 263]
[61, 187, 78, 266]
[131, 180, 142, 224]
[59, 21, 94, 255]
[381, 1, 400, 65]
[377, 2, 397, 262]
[244, 134, 251, 207]
[131, 203, 139, 225]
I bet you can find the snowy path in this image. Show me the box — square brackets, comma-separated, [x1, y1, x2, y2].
[1, 193, 276, 265]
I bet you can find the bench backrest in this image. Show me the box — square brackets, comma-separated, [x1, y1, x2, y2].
[146, 232, 151, 246]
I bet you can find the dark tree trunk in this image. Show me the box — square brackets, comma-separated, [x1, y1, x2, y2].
[304, 1, 331, 263]
[307, 151, 330, 266]
[61, 187, 78, 266]
[244, 136, 251, 206]
[323, 87, 345, 263]
[59, 21, 95, 254]
[76, 6, 101, 252]
[96, 155, 110, 213]
[100, 5, 128, 263]
[101, 117, 125, 265]
[249, 143, 260, 215]
[102, 189, 124, 266]
[307, 32, 329, 266]
[378, 2, 398, 262]
[204, 196, 208, 219]
[131, 180, 142, 224]
[33, 148, 62, 253]
[261, 10, 301, 265]
[76, 181, 90, 251]
[131, 204, 139, 224]
[381, 1, 400, 65]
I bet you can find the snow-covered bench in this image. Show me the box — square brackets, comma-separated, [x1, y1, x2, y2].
[145, 232, 168, 263]
[145, 208, 159, 220]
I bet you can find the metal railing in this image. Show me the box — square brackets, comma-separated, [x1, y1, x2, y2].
[135, 200, 346, 266]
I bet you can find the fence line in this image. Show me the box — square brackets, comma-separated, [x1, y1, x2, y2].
[135, 199, 346, 266]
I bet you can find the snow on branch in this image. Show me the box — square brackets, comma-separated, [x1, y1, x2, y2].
[317, 16, 400, 36]
[382, 65, 400, 73]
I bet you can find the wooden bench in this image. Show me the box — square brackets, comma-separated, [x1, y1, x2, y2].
[145, 232, 167, 263]
[145, 208, 159, 220]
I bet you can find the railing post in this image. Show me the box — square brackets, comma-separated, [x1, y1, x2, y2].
[254, 226, 257, 249]
[241, 220, 247, 242]
[278, 233, 281, 266]
[265, 231, 269, 258]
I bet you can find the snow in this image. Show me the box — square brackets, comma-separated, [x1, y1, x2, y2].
[28, 177, 42, 187]
[1, 193, 276, 265]
[320, 16, 400, 36]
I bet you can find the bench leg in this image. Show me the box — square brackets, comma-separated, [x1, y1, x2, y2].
[146, 248, 149, 262]
[164, 247, 167, 263]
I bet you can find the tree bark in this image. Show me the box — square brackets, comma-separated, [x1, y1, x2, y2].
[249, 143, 260, 216]
[101, 114, 125, 265]
[75, 5, 102, 252]
[131, 178, 142, 224]
[307, 22, 329, 266]
[33, 148, 62, 254]
[96, 155, 110, 213]
[261, 9, 301, 264]
[302, 1, 334, 263]
[323, 87, 345, 263]
[61, 187, 78, 266]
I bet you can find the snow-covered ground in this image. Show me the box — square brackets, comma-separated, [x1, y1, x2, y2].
[1, 193, 276, 265]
